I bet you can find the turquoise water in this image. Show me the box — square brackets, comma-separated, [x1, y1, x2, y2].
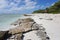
[0, 14, 22, 31]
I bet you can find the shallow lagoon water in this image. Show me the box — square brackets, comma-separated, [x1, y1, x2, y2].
[0, 14, 22, 31]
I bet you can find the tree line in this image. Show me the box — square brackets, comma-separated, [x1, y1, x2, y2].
[33, 1, 60, 14]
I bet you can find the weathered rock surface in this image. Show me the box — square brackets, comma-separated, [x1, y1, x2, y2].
[7, 33, 23, 40]
[9, 18, 35, 34]
[0, 18, 50, 40]
[8, 18, 50, 40]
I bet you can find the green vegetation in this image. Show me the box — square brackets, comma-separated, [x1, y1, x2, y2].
[33, 1, 60, 14]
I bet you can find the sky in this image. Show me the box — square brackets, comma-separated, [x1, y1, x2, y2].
[0, 0, 58, 14]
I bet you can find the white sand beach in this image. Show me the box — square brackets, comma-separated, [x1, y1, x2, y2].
[22, 14, 60, 40]
[30, 14, 60, 40]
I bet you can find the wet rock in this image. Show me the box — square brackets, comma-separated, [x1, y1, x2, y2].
[0, 31, 9, 40]
[0, 31, 13, 40]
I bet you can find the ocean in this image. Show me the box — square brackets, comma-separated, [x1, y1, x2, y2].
[0, 14, 22, 31]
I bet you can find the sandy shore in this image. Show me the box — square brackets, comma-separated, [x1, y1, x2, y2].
[20, 14, 60, 40]
[0, 14, 60, 40]
[10, 14, 60, 40]
[30, 14, 60, 40]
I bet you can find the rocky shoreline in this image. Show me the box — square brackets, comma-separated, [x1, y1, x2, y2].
[0, 18, 50, 40]
[1, 14, 60, 40]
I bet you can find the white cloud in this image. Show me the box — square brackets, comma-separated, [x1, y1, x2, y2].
[25, 0, 31, 2]
[0, 0, 38, 13]
[10, 0, 37, 10]
[13, 0, 21, 3]
[0, 0, 8, 9]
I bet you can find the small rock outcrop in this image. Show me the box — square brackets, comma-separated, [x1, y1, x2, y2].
[0, 31, 11, 40]
[9, 18, 34, 34]
[0, 18, 50, 40]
